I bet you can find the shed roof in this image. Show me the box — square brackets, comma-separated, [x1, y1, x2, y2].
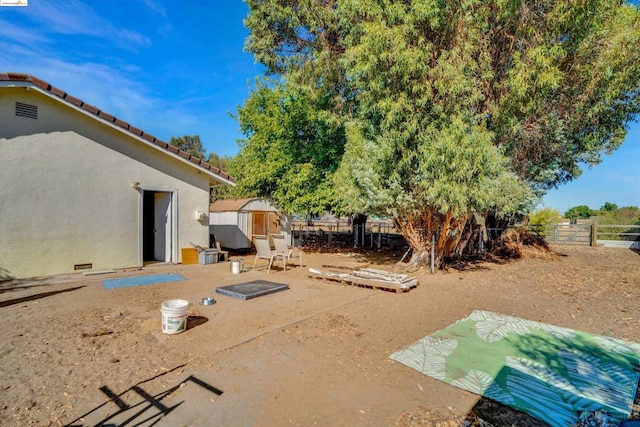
[210, 198, 259, 212]
[210, 198, 281, 212]
[0, 72, 235, 186]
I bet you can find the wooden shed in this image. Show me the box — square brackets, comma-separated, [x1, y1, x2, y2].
[209, 198, 291, 250]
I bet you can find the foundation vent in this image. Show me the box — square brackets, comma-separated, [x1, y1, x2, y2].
[15, 102, 38, 119]
[74, 263, 93, 271]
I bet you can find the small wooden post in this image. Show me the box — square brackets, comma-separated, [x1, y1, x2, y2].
[591, 221, 597, 246]
[370, 225, 374, 248]
[354, 224, 358, 248]
[430, 235, 435, 274]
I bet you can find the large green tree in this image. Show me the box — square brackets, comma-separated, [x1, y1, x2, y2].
[227, 80, 346, 215]
[564, 205, 594, 219]
[600, 202, 619, 213]
[242, 0, 640, 268]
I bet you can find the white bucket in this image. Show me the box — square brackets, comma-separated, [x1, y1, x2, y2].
[161, 299, 189, 334]
[231, 258, 244, 274]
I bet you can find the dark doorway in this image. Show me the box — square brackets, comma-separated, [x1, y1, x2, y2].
[142, 191, 173, 262]
[143, 191, 156, 261]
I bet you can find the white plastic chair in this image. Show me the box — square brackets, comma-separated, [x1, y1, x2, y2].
[215, 241, 229, 262]
[252, 235, 285, 273]
[272, 234, 303, 268]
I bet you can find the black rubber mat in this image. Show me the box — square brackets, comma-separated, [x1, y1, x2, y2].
[215, 280, 289, 300]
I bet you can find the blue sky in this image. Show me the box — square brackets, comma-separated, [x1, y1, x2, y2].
[541, 126, 640, 213]
[1, 0, 638, 213]
[0, 0, 260, 158]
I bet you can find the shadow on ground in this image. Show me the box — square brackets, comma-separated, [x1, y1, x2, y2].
[0, 266, 16, 283]
[187, 315, 209, 329]
[0, 286, 85, 308]
[64, 364, 223, 427]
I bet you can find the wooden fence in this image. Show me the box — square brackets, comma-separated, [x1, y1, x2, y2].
[291, 219, 397, 248]
[530, 224, 640, 248]
[291, 220, 640, 250]
[529, 224, 593, 246]
[596, 224, 640, 249]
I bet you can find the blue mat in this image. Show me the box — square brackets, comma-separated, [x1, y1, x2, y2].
[103, 273, 186, 289]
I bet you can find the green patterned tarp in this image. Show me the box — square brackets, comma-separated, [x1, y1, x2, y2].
[390, 310, 640, 426]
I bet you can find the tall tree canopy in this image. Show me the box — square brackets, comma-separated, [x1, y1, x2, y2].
[206, 152, 228, 172]
[240, 0, 640, 268]
[169, 134, 228, 174]
[564, 205, 594, 219]
[227, 81, 346, 215]
[169, 135, 207, 159]
[600, 202, 619, 212]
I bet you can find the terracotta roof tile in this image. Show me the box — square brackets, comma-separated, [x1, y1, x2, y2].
[0, 72, 236, 184]
[49, 85, 65, 97]
[29, 76, 48, 90]
[128, 125, 143, 136]
[114, 118, 129, 129]
[7, 72, 29, 81]
[98, 110, 115, 122]
[154, 139, 168, 149]
[64, 94, 82, 107]
[142, 132, 155, 143]
[81, 102, 99, 114]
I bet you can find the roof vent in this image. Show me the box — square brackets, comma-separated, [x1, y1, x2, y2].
[15, 102, 38, 119]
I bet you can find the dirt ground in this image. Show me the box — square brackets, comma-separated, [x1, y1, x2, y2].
[0, 245, 638, 427]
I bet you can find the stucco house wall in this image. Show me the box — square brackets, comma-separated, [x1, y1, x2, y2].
[0, 74, 234, 279]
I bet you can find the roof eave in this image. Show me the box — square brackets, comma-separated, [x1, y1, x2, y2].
[0, 77, 237, 186]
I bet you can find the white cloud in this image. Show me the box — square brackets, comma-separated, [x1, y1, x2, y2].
[0, 1, 247, 156]
[136, 0, 166, 17]
[0, 18, 49, 46]
[0, 44, 201, 141]
[22, 0, 151, 50]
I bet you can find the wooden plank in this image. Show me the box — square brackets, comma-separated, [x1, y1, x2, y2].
[309, 274, 405, 293]
[308, 267, 418, 293]
[353, 268, 415, 284]
[321, 263, 369, 271]
[348, 276, 410, 293]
